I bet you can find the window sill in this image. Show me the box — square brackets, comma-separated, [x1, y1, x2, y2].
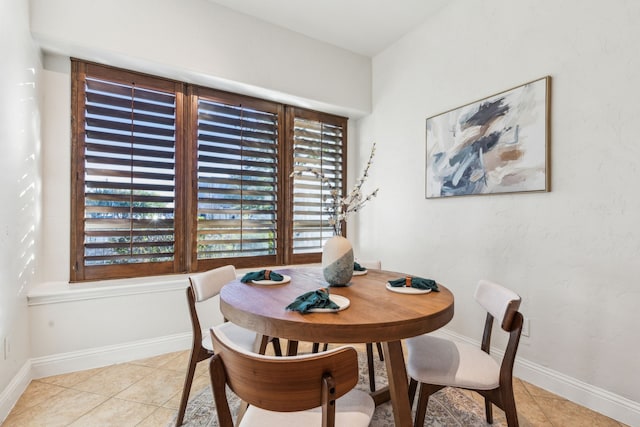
[27, 274, 189, 306]
[27, 263, 321, 306]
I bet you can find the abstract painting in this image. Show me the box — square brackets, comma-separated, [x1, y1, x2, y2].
[426, 76, 550, 198]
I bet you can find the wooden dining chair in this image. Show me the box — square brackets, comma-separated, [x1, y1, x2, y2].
[209, 324, 375, 427]
[406, 279, 523, 427]
[175, 265, 282, 426]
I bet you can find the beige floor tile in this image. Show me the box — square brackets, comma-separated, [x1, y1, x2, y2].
[7, 380, 68, 416]
[3, 388, 107, 426]
[129, 351, 184, 369]
[68, 397, 157, 427]
[72, 363, 155, 396]
[38, 366, 106, 388]
[164, 389, 182, 410]
[515, 399, 553, 426]
[115, 368, 185, 406]
[536, 396, 623, 427]
[159, 351, 190, 371]
[522, 380, 564, 400]
[194, 359, 209, 377]
[135, 406, 176, 427]
[191, 374, 212, 397]
[163, 371, 210, 410]
[513, 378, 553, 426]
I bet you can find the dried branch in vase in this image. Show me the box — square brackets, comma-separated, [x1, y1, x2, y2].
[290, 143, 379, 236]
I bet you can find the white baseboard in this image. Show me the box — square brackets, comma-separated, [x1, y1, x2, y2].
[433, 329, 640, 427]
[0, 361, 32, 424]
[1, 332, 190, 423]
[30, 332, 191, 379]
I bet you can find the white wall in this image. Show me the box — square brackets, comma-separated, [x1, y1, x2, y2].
[20, 0, 371, 393]
[0, 0, 42, 413]
[353, 0, 640, 420]
[30, 0, 371, 119]
[9, 0, 639, 424]
[31, 0, 371, 287]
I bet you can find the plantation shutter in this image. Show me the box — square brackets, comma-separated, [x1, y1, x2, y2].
[71, 61, 184, 281]
[192, 90, 282, 269]
[71, 60, 347, 281]
[289, 109, 347, 257]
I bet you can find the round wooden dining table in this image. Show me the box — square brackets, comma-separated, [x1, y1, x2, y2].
[219, 266, 455, 427]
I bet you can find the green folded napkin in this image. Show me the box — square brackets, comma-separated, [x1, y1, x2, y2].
[388, 276, 439, 291]
[353, 262, 367, 271]
[286, 288, 339, 313]
[240, 269, 284, 283]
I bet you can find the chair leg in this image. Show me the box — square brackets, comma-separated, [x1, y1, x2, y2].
[484, 396, 493, 424]
[408, 378, 418, 407]
[286, 340, 299, 356]
[366, 343, 376, 392]
[322, 343, 328, 351]
[312, 342, 320, 353]
[414, 383, 430, 427]
[270, 337, 282, 356]
[175, 350, 200, 426]
[257, 335, 270, 354]
[375, 342, 384, 361]
[501, 386, 519, 427]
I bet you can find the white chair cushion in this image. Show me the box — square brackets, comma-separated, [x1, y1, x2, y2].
[239, 388, 375, 427]
[474, 279, 520, 325]
[191, 265, 237, 302]
[202, 322, 257, 353]
[406, 334, 500, 390]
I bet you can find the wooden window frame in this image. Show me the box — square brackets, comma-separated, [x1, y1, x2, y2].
[70, 60, 187, 282]
[186, 87, 286, 272]
[285, 107, 348, 265]
[70, 60, 347, 282]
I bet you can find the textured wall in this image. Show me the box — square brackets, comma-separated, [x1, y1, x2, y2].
[354, 0, 640, 408]
[30, 0, 371, 118]
[0, 0, 41, 397]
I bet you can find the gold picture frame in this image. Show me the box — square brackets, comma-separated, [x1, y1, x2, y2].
[426, 76, 551, 198]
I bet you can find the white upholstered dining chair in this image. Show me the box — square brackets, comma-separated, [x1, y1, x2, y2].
[175, 265, 282, 426]
[406, 279, 523, 427]
[209, 324, 375, 427]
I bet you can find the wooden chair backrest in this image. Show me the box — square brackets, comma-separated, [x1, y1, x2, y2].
[185, 286, 203, 348]
[209, 325, 359, 417]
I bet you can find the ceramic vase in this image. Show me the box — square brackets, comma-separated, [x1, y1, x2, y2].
[322, 235, 354, 286]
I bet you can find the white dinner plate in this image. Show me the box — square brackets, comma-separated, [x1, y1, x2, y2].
[352, 269, 368, 276]
[385, 283, 432, 294]
[307, 294, 350, 313]
[251, 274, 291, 285]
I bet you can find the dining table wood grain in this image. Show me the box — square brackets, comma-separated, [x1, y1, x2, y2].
[219, 266, 455, 427]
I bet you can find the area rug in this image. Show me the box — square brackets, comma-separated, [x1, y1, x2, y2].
[174, 347, 502, 426]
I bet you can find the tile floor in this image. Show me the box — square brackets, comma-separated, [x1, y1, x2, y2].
[2, 345, 629, 427]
